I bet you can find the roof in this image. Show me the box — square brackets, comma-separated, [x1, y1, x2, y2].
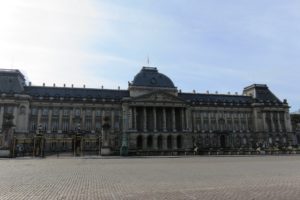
[24, 86, 129, 100]
[0, 69, 25, 93]
[243, 84, 281, 103]
[179, 93, 253, 105]
[131, 67, 175, 88]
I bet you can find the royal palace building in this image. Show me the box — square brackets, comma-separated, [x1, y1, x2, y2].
[0, 67, 297, 156]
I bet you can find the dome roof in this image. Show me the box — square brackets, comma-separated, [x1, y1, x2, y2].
[132, 67, 175, 88]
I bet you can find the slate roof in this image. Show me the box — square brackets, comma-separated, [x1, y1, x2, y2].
[0, 69, 25, 93]
[24, 86, 129, 101]
[131, 67, 175, 88]
[178, 93, 254, 105]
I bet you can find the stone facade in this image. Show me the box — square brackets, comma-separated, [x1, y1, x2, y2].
[0, 67, 297, 155]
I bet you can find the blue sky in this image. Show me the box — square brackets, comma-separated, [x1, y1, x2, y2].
[0, 0, 300, 111]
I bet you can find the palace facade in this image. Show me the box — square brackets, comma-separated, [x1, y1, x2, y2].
[0, 67, 297, 156]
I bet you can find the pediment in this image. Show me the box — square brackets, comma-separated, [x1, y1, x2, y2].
[130, 91, 186, 103]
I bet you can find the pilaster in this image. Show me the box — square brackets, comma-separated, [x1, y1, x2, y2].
[0, 106, 4, 131]
[153, 107, 157, 132]
[172, 108, 176, 132]
[163, 108, 167, 132]
[143, 107, 147, 132]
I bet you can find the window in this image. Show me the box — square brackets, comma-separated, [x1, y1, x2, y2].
[42, 108, 48, 116]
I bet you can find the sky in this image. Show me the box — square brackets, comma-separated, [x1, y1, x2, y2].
[0, 0, 300, 111]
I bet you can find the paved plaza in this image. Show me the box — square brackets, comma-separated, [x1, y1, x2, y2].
[1, 156, 300, 200]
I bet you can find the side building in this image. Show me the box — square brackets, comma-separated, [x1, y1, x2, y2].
[0, 67, 297, 155]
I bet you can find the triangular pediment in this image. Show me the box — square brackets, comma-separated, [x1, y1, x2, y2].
[130, 91, 186, 103]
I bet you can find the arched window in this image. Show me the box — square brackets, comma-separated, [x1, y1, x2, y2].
[167, 135, 172, 149]
[137, 135, 143, 149]
[177, 135, 182, 149]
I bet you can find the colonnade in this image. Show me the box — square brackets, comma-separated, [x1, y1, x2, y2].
[128, 106, 188, 132]
[135, 134, 184, 150]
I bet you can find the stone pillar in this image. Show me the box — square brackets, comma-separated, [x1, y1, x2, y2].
[47, 109, 52, 133]
[143, 107, 147, 132]
[238, 112, 242, 132]
[0, 106, 4, 131]
[172, 108, 176, 132]
[37, 108, 42, 126]
[58, 108, 63, 131]
[69, 108, 74, 130]
[92, 109, 96, 131]
[181, 108, 185, 131]
[270, 112, 275, 132]
[284, 111, 292, 132]
[81, 109, 85, 130]
[277, 112, 282, 132]
[111, 109, 115, 133]
[208, 112, 212, 132]
[153, 107, 157, 132]
[163, 108, 167, 132]
[185, 108, 190, 131]
[200, 112, 204, 131]
[13, 106, 18, 128]
[128, 107, 133, 130]
[143, 134, 147, 149]
[216, 112, 219, 131]
[192, 111, 196, 132]
[245, 113, 249, 131]
[133, 107, 137, 131]
[231, 113, 235, 131]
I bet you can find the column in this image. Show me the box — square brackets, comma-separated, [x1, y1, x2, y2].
[133, 107, 137, 131]
[111, 109, 115, 133]
[277, 112, 282, 132]
[284, 110, 292, 132]
[245, 113, 249, 131]
[172, 108, 176, 132]
[58, 108, 63, 131]
[208, 112, 212, 132]
[69, 108, 74, 130]
[238, 112, 242, 132]
[128, 107, 133, 130]
[181, 108, 185, 131]
[153, 107, 157, 132]
[216, 112, 219, 131]
[192, 111, 196, 133]
[185, 108, 190, 131]
[92, 109, 96, 131]
[231, 112, 235, 131]
[0, 106, 4, 131]
[37, 107, 42, 126]
[200, 112, 204, 132]
[163, 108, 167, 132]
[47, 109, 52, 133]
[13, 106, 18, 128]
[270, 112, 275, 132]
[81, 109, 85, 130]
[143, 107, 147, 132]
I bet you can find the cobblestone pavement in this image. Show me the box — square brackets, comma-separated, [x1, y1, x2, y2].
[1, 156, 300, 200]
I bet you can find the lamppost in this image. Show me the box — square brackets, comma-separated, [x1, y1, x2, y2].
[34, 124, 44, 157]
[74, 123, 81, 156]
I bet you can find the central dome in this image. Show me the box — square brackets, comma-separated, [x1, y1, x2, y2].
[131, 67, 175, 88]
